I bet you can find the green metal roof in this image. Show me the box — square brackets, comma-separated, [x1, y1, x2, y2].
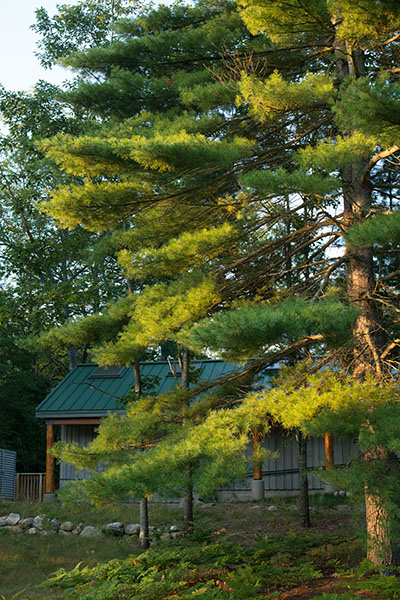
[37, 360, 278, 420]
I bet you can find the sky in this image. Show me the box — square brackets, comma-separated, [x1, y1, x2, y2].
[0, 0, 79, 92]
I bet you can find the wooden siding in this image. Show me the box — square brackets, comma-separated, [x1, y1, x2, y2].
[227, 433, 359, 491]
[15, 473, 45, 502]
[59, 425, 360, 494]
[60, 425, 97, 486]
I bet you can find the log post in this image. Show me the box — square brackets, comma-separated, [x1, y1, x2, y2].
[251, 432, 264, 501]
[45, 423, 55, 498]
[324, 432, 334, 470]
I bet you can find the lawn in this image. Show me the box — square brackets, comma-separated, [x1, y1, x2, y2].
[1, 496, 395, 600]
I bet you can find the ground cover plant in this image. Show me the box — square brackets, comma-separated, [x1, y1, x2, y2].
[2, 497, 397, 600]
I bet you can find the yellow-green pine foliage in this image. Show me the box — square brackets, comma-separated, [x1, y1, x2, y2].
[184, 297, 358, 360]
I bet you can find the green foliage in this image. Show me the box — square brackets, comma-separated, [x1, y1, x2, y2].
[237, 0, 330, 42]
[242, 168, 339, 197]
[42, 534, 329, 600]
[0, 327, 49, 471]
[333, 75, 400, 146]
[346, 212, 400, 248]
[118, 223, 236, 279]
[184, 297, 358, 360]
[32, 0, 135, 69]
[239, 71, 334, 121]
[296, 132, 377, 173]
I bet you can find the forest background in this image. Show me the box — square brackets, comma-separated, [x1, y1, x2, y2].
[1, 0, 400, 569]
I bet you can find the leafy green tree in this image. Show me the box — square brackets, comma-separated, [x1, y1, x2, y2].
[0, 324, 49, 472]
[0, 82, 125, 375]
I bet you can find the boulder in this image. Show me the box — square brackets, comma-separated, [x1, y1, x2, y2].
[33, 516, 43, 530]
[72, 522, 84, 535]
[26, 527, 37, 535]
[58, 529, 72, 535]
[8, 525, 23, 533]
[103, 521, 125, 536]
[60, 521, 74, 532]
[7, 513, 21, 526]
[80, 525, 101, 538]
[170, 525, 182, 532]
[19, 518, 34, 530]
[125, 523, 140, 536]
[49, 518, 60, 531]
[0, 516, 8, 527]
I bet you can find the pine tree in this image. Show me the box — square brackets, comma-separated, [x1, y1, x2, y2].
[34, 0, 400, 564]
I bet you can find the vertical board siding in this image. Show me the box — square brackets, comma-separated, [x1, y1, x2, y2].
[59, 426, 359, 494]
[222, 434, 358, 492]
[60, 425, 97, 487]
[15, 473, 45, 502]
[0, 449, 16, 500]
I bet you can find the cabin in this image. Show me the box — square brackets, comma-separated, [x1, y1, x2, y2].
[36, 360, 359, 501]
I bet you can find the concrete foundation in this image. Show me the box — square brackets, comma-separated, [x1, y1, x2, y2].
[43, 493, 56, 503]
[251, 479, 265, 501]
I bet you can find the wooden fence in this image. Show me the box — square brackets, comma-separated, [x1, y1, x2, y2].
[14, 473, 46, 502]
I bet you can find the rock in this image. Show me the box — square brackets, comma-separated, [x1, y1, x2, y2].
[8, 525, 23, 533]
[267, 505, 277, 511]
[125, 523, 140, 536]
[0, 516, 8, 527]
[60, 521, 74, 532]
[26, 527, 37, 535]
[169, 525, 182, 532]
[161, 533, 171, 541]
[72, 522, 84, 535]
[40, 530, 49, 536]
[251, 505, 262, 509]
[80, 525, 101, 538]
[103, 522, 125, 536]
[19, 518, 34, 530]
[49, 518, 60, 531]
[171, 531, 186, 539]
[197, 503, 215, 509]
[33, 516, 43, 530]
[7, 513, 21, 526]
[58, 529, 72, 535]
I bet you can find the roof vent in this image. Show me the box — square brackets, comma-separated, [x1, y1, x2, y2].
[89, 366, 125, 379]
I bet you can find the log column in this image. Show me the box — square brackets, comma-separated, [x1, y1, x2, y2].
[323, 432, 335, 494]
[251, 432, 264, 500]
[44, 423, 55, 501]
[324, 432, 334, 470]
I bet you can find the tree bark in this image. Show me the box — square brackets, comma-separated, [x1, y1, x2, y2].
[181, 346, 194, 532]
[332, 16, 393, 565]
[296, 431, 310, 528]
[252, 431, 263, 480]
[139, 496, 149, 549]
[132, 360, 149, 548]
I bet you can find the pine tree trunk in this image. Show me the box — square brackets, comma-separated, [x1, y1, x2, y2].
[181, 346, 194, 532]
[132, 360, 149, 548]
[139, 496, 149, 549]
[296, 431, 310, 528]
[183, 471, 194, 532]
[343, 162, 393, 565]
[331, 12, 394, 566]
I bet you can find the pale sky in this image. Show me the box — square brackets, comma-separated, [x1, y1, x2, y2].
[0, 0, 79, 92]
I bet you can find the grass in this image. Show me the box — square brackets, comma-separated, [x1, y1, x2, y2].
[0, 496, 365, 600]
